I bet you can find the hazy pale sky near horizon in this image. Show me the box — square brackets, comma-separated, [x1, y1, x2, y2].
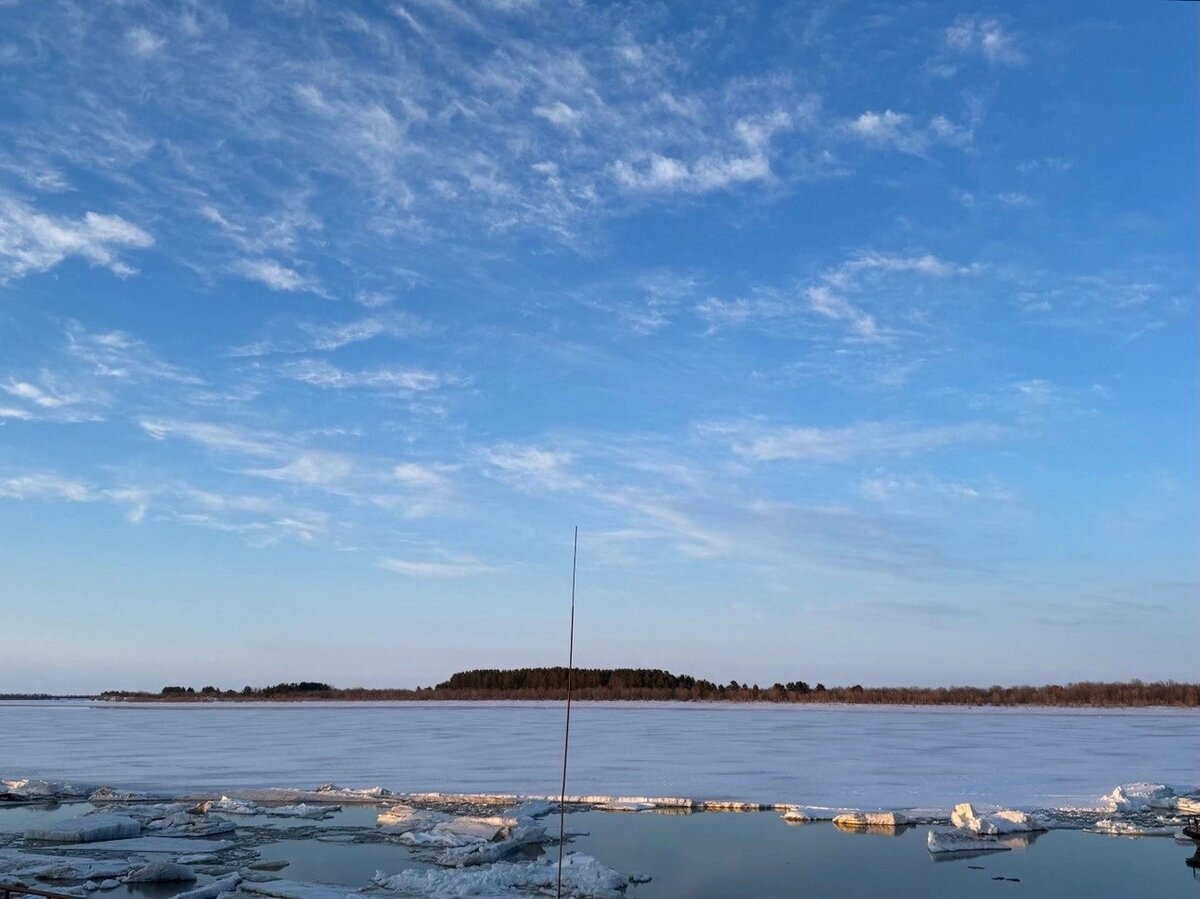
[0, 1, 1195, 694]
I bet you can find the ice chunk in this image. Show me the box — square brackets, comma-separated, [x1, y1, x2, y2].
[173, 873, 242, 899]
[509, 800, 553, 819]
[1174, 797, 1200, 814]
[377, 805, 450, 831]
[701, 800, 768, 811]
[248, 860, 291, 872]
[89, 787, 170, 803]
[123, 862, 197, 883]
[398, 815, 520, 848]
[26, 815, 141, 843]
[926, 830, 1012, 854]
[781, 806, 836, 822]
[97, 881, 120, 890]
[832, 811, 908, 829]
[73, 837, 235, 853]
[264, 803, 340, 819]
[202, 796, 261, 815]
[435, 823, 547, 867]
[0, 850, 135, 881]
[1098, 783, 1176, 813]
[240, 879, 359, 899]
[1, 779, 94, 801]
[1088, 819, 1178, 836]
[177, 854, 219, 866]
[374, 852, 628, 898]
[950, 803, 1046, 835]
[311, 783, 392, 801]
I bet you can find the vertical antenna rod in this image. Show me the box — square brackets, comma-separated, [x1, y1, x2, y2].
[556, 526, 578, 899]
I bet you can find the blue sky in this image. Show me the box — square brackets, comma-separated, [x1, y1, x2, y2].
[0, 1, 1195, 693]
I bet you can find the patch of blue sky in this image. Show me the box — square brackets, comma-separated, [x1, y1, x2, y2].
[0, 0, 1193, 691]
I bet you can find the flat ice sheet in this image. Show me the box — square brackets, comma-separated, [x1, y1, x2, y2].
[1, 700, 1196, 810]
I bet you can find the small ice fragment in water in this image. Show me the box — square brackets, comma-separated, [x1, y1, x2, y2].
[926, 831, 1012, 854]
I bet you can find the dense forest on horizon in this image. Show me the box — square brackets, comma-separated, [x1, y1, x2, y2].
[87, 668, 1200, 707]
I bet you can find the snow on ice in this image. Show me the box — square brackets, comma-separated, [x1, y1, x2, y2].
[949, 802, 1046, 835]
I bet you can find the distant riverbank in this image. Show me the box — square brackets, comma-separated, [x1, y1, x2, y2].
[86, 672, 1200, 707]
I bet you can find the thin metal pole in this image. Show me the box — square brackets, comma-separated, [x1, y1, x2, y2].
[556, 526, 578, 899]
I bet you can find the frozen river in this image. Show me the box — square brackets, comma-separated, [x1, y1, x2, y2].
[2, 700, 1196, 811]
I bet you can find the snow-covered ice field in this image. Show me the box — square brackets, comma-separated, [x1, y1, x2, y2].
[2, 700, 1196, 811]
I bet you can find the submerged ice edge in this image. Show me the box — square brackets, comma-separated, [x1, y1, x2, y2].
[4, 777, 1198, 823]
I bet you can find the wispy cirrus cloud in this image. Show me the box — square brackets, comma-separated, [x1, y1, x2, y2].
[278, 359, 452, 393]
[234, 258, 321, 293]
[705, 419, 1005, 463]
[0, 194, 153, 283]
[378, 552, 489, 578]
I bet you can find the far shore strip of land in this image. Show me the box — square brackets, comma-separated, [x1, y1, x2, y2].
[7, 669, 1193, 707]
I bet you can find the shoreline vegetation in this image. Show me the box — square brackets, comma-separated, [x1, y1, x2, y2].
[37, 668, 1200, 707]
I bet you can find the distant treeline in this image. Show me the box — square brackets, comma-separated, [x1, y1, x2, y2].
[94, 671, 1200, 707]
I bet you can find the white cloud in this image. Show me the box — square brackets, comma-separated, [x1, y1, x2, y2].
[534, 101, 583, 131]
[710, 420, 1005, 463]
[378, 554, 487, 577]
[484, 444, 581, 491]
[613, 111, 791, 193]
[846, 110, 972, 155]
[279, 359, 446, 392]
[0, 473, 95, 502]
[0, 195, 153, 282]
[66, 323, 201, 384]
[945, 16, 1025, 65]
[234, 258, 318, 293]
[0, 473, 149, 522]
[2, 379, 80, 409]
[805, 286, 881, 341]
[392, 462, 450, 488]
[248, 451, 354, 485]
[139, 418, 279, 457]
[126, 27, 166, 58]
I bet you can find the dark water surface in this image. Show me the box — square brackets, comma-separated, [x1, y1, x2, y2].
[4, 804, 1198, 897]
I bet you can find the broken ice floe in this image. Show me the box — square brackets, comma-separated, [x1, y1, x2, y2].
[950, 803, 1046, 835]
[88, 786, 173, 803]
[926, 830, 1013, 854]
[240, 879, 357, 899]
[173, 873, 242, 899]
[374, 852, 628, 899]
[1, 779, 95, 802]
[62, 837, 236, 853]
[25, 815, 141, 843]
[832, 811, 908, 830]
[202, 797, 339, 819]
[122, 861, 198, 883]
[0, 850, 135, 882]
[1087, 819, 1179, 837]
[1097, 782, 1180, 814]
[780, 806, 838, 823]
